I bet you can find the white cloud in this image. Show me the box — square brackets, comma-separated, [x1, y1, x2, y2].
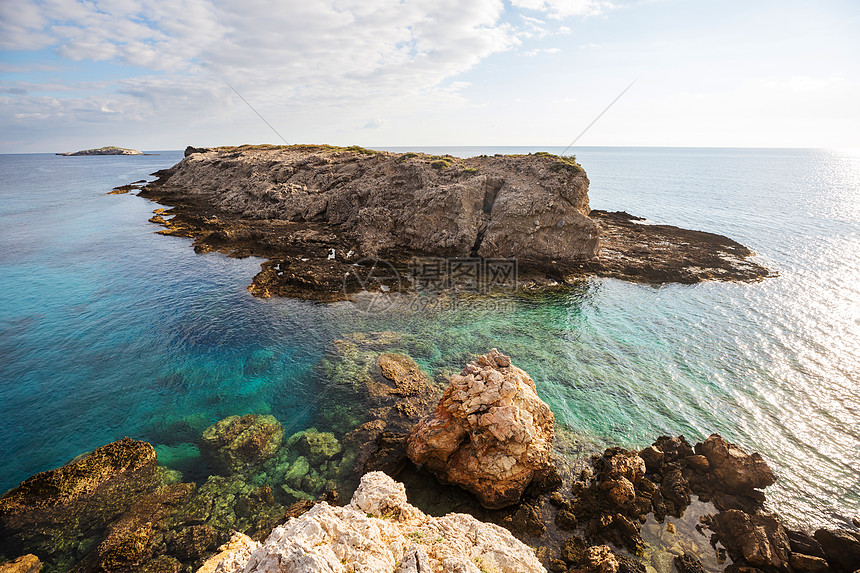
[2, 0, 520, 131]
[522, 47, 561, 57]
[509, 0, 612, 19]
[363, 118, 386, 129]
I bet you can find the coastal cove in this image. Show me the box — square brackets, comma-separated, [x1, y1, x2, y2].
[1, 148, 858, 564]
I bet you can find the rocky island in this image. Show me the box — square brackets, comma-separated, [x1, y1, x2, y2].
[57, 146, 143, 156]
[1, 348, 857, 573]
[129, 144, 771, 301]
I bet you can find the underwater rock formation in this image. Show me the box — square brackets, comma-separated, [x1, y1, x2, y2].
[200, 415, 284, 475]
[407, 349, 555, 509]
[205, 471, 547, 573]
[312, 332, 444, 490]
[0, 438, 187, 572]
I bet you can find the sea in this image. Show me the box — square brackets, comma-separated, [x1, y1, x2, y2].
[0, 146, 857, 532]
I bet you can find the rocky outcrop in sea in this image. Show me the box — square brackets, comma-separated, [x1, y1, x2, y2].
[57, 147, 142, 156]
[127, 145, 771, 300]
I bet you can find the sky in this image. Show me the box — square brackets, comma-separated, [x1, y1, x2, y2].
[1, 0, 859, 153]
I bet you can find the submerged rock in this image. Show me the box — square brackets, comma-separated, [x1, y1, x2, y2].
[200, 415, 284, 474]
[673, 554, 705, 573]
[0, 438, 178, 571]
[407, 349, 554, 509]
[204, 471, 547, 573]
[287, 428, 342, 467]
[311, 332, 443, 491]
[0, 437, 156, 514]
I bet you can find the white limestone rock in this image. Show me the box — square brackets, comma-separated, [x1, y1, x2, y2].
[208, 471, 546, 573]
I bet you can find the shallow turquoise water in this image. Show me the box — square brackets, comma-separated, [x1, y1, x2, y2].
[0, 147, 858, 531]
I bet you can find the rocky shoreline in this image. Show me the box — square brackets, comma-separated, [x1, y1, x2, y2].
[123, 145, 771, 301]
[2, 347, 856, 573]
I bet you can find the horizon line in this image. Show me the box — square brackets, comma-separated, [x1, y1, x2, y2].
[4, 144, 859, 155]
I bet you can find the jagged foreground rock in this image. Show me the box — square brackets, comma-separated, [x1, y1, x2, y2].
[204, 471, 547, 573]
[564, 434, 860, 573]
[407, 349, 555, 509]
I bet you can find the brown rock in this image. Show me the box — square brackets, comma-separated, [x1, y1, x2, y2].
[786, 529, 826, 559]
[652, 436, 694, 462]
[0, 438, 156, 514]
[603, 448, 646, 484]
[698, 434, 776, 493]
[813, 528, 860, 571]
[685, 454, 710, 471]
[503, 501, 546, 537]
[377, 353, 430, 397]
[638, 446, 664, 473]
[660, 468, 691, 509]
[555, 508, 578, 530]
[561, 536, 588, 565]
[712, 510, 790, 571]
[407, 349, 554, 509]
[0, 555, 41, 573]
[604, 477, 636, 510]
[674, 553, 705, 573]
[570, 545, 619, 573]
[788, 553, 829, 573]
[147, 147, 598, 266]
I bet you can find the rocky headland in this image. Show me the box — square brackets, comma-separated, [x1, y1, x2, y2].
[2, 348, 857, 573]
[57, 147, 143, 156]
[126, 144, 771, 300]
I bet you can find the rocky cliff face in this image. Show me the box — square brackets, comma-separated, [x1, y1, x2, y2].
[151, 145, 599, 263]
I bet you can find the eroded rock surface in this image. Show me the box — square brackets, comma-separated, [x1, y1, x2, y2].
[207, 471, 547, 573]
[697, 434, 776, 494]
[0, 555, 42, 573]
[407, 349, 554, 509]
[129, 145, 770, 300]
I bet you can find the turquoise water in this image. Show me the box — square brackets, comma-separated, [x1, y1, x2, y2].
[1, 148, 858, 531]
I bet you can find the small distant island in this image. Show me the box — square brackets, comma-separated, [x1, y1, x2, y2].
[56, 146, 143, 156]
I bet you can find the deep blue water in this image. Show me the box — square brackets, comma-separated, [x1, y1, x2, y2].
[0, 147, 858, 531]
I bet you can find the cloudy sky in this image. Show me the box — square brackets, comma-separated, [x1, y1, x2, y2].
[1, 0, 858, 153]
